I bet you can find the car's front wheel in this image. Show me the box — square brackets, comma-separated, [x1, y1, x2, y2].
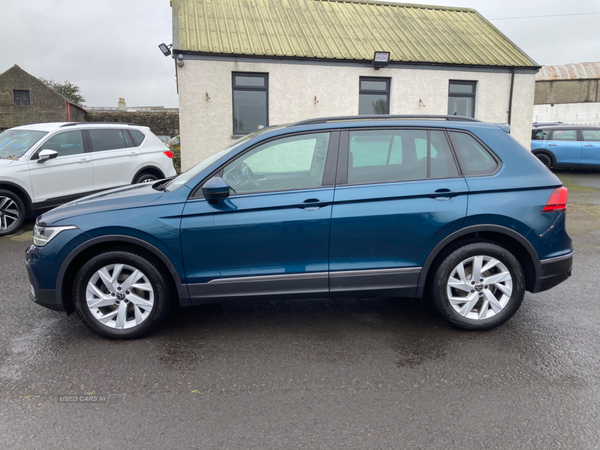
[0, 190, 25, 236]
[72, 250, 172, 339]
[431, 242, 525, 330]
[134, 173, 159, 184]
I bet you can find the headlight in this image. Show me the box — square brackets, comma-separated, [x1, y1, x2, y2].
[33, 224, 78, 247]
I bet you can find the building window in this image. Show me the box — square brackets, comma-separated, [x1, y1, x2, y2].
[13, 90, 30, 106]
[448, 81, 476, 118]
[232, 73, 268, 135]
[359, 77, 390, 115]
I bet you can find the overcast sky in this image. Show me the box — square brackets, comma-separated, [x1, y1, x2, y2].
[2, 0, 599, 108]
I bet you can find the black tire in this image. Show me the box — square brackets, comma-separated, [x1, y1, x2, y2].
[431, 242, 525, 331]
[0, 189, 26, 236]
[535, 152, 553, 169]
[134, 172, 159, 184]
[72, 250, 172, 339]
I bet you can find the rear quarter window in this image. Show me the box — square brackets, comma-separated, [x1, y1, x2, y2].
[532, 129, 549, 140]
[129, 130, 146, 147]
[449, 131, 498, 176]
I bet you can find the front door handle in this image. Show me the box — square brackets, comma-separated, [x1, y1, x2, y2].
[584, 144, 594, 147]
[79, 158, 90, 163]
[427, 189, 461, 199]
[548, 143, 557, 146]
[297, 198, 324, 210]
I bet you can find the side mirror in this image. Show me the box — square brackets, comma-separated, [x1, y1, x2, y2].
[202, 176, 230, 204]
[38, 149, 58, 163]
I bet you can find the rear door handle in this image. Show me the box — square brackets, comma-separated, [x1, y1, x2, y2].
[79, 158, 90, 163]
[427, 189, 461, 200]
[548, 144, 557, 146]
[584, 144, 594, 147]
[297, 198, 325, 210]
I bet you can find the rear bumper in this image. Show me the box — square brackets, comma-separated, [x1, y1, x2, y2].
[533, 250, 573, 293]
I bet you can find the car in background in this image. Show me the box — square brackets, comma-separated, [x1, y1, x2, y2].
[0, 122, 177, 236]
[531, 125, 600, 169]
[25, 115, 573, 339]
[166, 135, 180, 147]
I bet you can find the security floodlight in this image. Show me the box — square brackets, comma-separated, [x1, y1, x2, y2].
[373, 51, 390, 69]
[159, 43, 172, 57]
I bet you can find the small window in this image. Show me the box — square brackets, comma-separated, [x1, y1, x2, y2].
[449, 131, 497, 176]
[581, 130, 600, 142]
[551, 129, 577, 141]
[222, 132, 330, 194]
[532, 129, 550, 140]
[35, 130, 84, 158]
[359, 77, 390, 115]
[128, 130, 145, 146]
[347, 129, 458, 184]
[13, 90, 30, 106]
[232, 73, 268, 135]
[88, 129, 129, 151]
[448, 81, 476, 118]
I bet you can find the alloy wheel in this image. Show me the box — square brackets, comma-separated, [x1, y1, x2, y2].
[86, 263, 155, 329]
[446, 255, 513, 320]
[0, 196, 20, 232]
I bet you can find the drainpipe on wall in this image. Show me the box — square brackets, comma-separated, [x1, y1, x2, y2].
[507, 67, 515, 132]
[67, 102, 71, 122]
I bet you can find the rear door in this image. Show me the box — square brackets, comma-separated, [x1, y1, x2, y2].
[329, 128, 468, 297]
[581, 129, 600, 165]
[87, 128, 142, 191]
[28, 129, 94, 204]
[548, 129, 582, 165]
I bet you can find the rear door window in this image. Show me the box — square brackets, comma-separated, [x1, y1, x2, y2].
[347, 129, 459, 184]
[582, 130, 600, 142]
[88, 129, 129, 152]
[449, 131, 498, 176]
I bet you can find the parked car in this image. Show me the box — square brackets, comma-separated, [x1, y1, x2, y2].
[166, 135, 180, 147]
[0, 122, 177, 235]
[25, 115, 573, 339]
[531, 125, 600, 169]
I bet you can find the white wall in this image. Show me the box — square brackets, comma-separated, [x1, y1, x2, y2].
[533, 103, 600, 126]
[178, 59, 536, 170]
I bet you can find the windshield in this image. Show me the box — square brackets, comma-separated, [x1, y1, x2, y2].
[0, 129, 47, 159]
[165, 129, 268, 191]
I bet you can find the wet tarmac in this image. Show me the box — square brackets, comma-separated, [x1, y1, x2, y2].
[1, 172, 599, 449]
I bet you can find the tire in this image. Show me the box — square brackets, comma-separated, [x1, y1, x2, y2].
[431, 242, 525, 331]
[134, 173, 159, 184]
[535, 152, 553, 169]
[0, 189, 26, 236]
[72, 250, 172, 339]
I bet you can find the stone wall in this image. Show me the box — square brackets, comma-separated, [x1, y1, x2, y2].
[0, 65, 76, 130]
[85, 110, 180, 136]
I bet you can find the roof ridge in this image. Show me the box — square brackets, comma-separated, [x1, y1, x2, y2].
[313, 0, 477, 14]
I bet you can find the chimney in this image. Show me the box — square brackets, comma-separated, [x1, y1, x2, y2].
[118, 98, 126, 108]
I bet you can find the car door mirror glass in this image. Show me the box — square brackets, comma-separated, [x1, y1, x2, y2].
[37, 149, 58, 163]
[202, 176, 231, 203]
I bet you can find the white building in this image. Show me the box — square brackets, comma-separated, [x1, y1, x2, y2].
[171, 0, 540, 170]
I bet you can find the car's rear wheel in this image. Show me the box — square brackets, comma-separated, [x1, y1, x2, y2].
[72, 250, 172, 339]
[0, 190, 25, 236]
[134, 173, 159, 184]
[431, 242, 525, 330]
[535, 152, 553, 169]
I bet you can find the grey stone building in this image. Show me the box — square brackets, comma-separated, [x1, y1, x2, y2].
[0, 65, 86, 131]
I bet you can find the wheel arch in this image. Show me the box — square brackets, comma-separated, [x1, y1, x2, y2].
[131, 166, 165, 184]
[0, 181, 32, 214]
[417, 225, 541, 297]
[57, 235, 190, 313]
[532, 149, 556, 167]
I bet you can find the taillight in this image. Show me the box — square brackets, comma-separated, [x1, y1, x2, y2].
[163, 151, 173, 159]
[542, 187, 568, 213]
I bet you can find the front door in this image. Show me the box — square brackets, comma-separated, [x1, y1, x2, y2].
[28, 130, 94, 205]
[329, 128, 468, 297]
[181, 131, 338, 303]
[548, 129, 582, 165]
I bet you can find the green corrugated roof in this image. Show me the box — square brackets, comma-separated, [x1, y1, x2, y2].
[174, 0, 538, 67]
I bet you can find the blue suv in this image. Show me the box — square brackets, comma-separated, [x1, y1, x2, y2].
[25, 116, 573, 339]
[531, 125, 600, 168]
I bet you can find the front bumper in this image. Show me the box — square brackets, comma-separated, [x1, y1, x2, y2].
[534, 250, 573, 293]
[25, 245, 63, 312]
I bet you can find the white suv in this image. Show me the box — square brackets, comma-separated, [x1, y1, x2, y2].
[0, 122, 177, 235]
